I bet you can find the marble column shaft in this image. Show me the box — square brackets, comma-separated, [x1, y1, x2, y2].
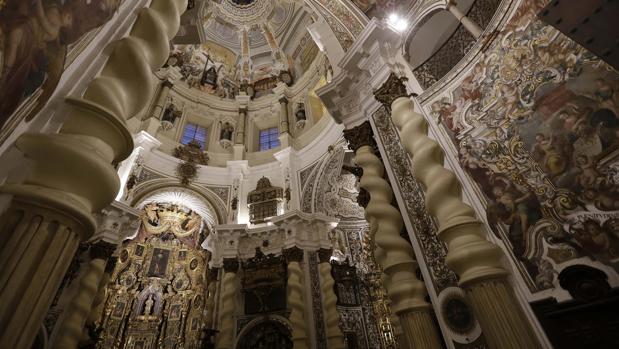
[279, 97, 290, 135]
[284, 247, 309, 349]
[151, 80, 173, 120]
[217, 260, 238, 349]
[345, 123, 442, 349]
[317, 249, 346, 349]
[375, 73, 542, 349]
[236, 108, 247, 145]
[55, 242, 116, 348]
[0, 1, 187, 347]
[446, 2, 483, 38]
[0, 201, 82, 348]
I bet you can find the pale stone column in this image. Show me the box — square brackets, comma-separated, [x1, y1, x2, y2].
[344, 122, 442, 349]
[204, 268, 219, 328]
[0, 200, 83, 348]
[85, 269, 111, 330]
[317, 249, 346, 349]
[55, 241, 116, 349]
[233, 107, 247, 160]
[284, 247, 309, 349]
[143, 80, 173, 134]
[235, 108, 247, 146]
[0, 1, 188, 347]
[278, 96, 292, 147]
[374, 74, 542, 349]
[446, 0, 483, 38]
[150, 80, 174, 120]
[216, 259, 238, 349]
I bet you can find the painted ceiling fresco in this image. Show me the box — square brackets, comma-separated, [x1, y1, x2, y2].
[423, 0, 619, 292]
[0, 0, 123, 138]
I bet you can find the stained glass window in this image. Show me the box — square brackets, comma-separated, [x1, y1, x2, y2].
[181, 123, 207, 148]
[259, 127, 280, 151]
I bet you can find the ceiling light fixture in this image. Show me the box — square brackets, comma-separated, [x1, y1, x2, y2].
[388, 13, 409, 32]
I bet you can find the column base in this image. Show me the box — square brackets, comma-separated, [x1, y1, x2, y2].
[399, 309, 442, 349]
[464, 278, 542, 349]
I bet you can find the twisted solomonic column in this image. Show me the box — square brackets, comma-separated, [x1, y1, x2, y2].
[204, 268, 219, 329]
[344, 123, 442, 349]
[284, 247, 309, 349]
[317, 249, 346, 349]
[374, 73, 542, 349]
[216, 259, 238, 349]
[0, 1, 188, 347]
[55, 242, 116, 348]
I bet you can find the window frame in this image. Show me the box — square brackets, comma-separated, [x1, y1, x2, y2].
[181, 122, 208, 149]
[258, 127, 280, 151]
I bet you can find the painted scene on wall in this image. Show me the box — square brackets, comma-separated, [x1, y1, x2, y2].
[424, 0, 619, 292]
[0, 0, 123, 131]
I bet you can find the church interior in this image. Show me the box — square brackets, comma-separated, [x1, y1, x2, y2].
[0, 0, 618, 348]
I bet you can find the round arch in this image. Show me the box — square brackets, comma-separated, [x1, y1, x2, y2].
[130, 178, 229, 229]
[235, 315, 293, 349]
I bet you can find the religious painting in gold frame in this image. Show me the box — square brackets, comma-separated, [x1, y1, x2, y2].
[147, 247, 171, 278]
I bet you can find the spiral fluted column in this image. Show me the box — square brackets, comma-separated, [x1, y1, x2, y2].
[374, 73, 542, 349]
[0, 1, 187, 347]
[55, 242, 116, 348]
[284, 247, 309, 349]
[317, 249, 346, 349]
[217, 259, 238, 349]
[345, 122, 442, 349]
[205, 268, 219, 328]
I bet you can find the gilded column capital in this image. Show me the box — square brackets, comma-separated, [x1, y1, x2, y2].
[89, 241, 117, 260]
[343, 121, 375, 152]
[223, 258, 239, 273]
[373, 73, 416, 109]
[317, 248, 333, 264]
[284, 246, 304, 263]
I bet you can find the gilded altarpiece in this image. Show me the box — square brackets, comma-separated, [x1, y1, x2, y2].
[97, 203, 210, 349]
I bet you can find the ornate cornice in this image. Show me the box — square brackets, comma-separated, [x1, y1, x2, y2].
[373, 73, 415, 109]
[317, 248, 333, 264]
[89, 241, 117, 260]
[283, 246, 304, 263]
[223, 258, 239, 273]
[343, 121, 375, 152]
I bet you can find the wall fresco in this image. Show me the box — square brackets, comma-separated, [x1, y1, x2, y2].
[0, 0, 123, 130]
[423, 0, 619, 292]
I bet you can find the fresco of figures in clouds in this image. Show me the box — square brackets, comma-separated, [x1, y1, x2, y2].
[0, 0, 123, 132]
[424, 0, 619, 292]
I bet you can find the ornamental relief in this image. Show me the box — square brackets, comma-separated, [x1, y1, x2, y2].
[421, 0, 619, 293]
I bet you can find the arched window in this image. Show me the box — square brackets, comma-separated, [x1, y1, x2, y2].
[181, 123, 208, 148]
[259, 127, 280, 151]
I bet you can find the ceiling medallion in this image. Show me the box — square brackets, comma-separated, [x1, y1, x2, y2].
[213, 0, 274, 27]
